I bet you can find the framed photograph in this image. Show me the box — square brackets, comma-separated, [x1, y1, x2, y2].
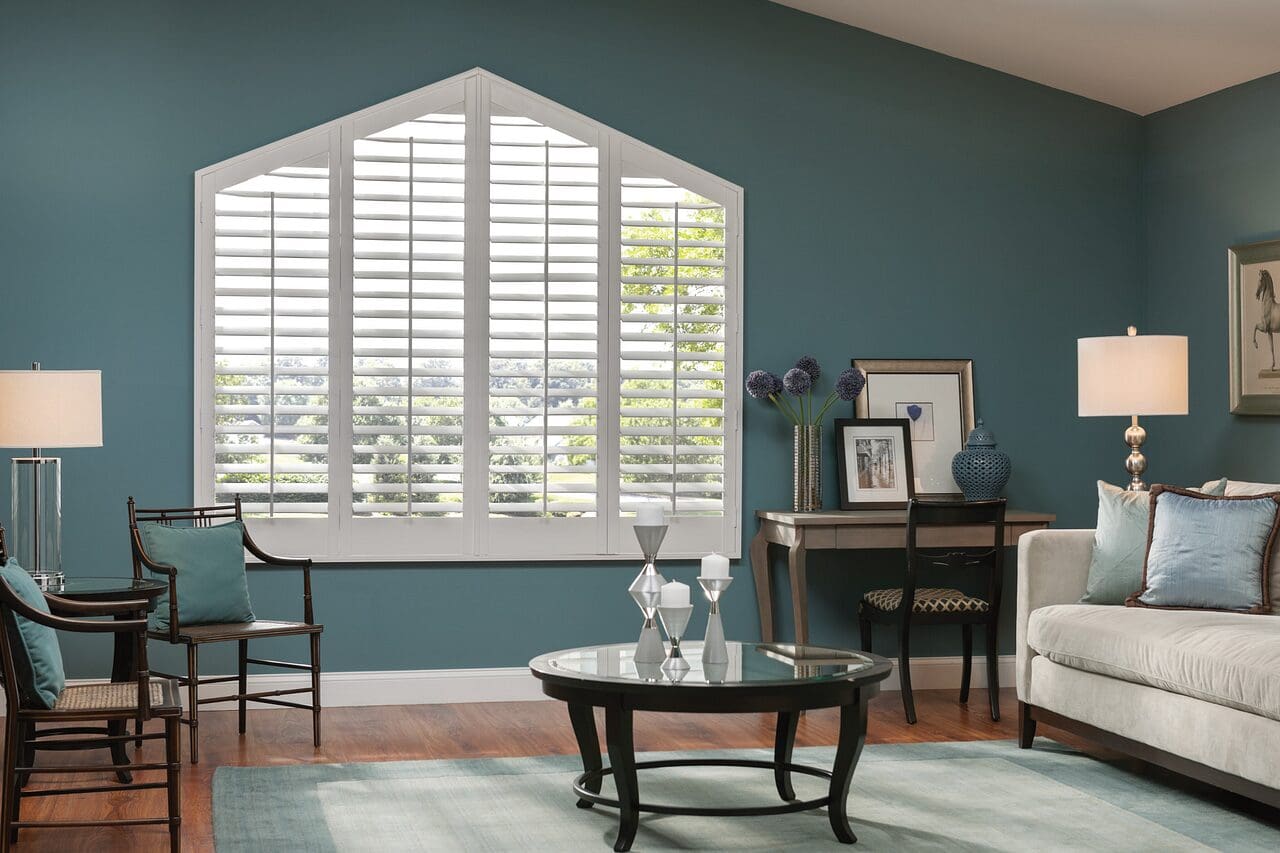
[834, 418, 915, 509]
[1229, 239, 1280, 414]
[852, 359, 975, 498]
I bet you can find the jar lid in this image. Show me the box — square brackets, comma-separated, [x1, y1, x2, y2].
[966, 418, 997, 448]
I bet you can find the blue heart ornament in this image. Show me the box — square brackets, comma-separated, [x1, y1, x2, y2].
[906, 404, 923, 421]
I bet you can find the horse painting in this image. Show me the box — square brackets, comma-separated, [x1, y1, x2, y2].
[1254, 269, 1280, 370]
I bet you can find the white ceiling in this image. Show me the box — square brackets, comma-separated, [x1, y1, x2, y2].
[771, 0, 1280, 115]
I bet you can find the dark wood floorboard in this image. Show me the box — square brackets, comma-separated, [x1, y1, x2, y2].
[4, 687, 1268, 851]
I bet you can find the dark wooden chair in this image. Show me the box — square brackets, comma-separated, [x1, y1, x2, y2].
[0, 528, 182, 852]
[127, 496, 322, 763]
[858, 499, 1007, 725]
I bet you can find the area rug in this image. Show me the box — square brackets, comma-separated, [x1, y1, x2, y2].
[213, 739, 1279, 851]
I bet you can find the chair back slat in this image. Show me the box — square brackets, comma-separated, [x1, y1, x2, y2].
[904, 499, 1008, 604]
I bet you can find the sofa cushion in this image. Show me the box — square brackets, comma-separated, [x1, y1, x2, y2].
[1027, 603, 1280, 722]
[1209, 480, 1280, 613]
[1127, 486, 1278, 613]
[1082, 478, 1226, 605]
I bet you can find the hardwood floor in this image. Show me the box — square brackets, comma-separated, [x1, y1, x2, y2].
[0, 688, 1124, 851]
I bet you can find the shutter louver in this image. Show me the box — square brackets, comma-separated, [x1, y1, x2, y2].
[352, 106, 467, 517]
[620, 175, 727, 517]
[487, 112, 599, 517]
[213, 159, 331, 517]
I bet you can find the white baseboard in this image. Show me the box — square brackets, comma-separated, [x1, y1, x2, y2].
[61, 654, 1013, 710]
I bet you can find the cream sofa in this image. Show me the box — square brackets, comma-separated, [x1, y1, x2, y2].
[1015, 494, 1280, 808]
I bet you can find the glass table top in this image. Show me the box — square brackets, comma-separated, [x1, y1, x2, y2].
[531, 642, 883, 687]
[43, 576, 167, 597]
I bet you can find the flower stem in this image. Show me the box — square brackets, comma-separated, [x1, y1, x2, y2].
[814, 392, 840, 422]
[770, 393, 801, 425]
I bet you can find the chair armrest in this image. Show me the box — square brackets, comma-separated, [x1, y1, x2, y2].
[45, 594, 150, 617]
[242, 528, 316, 623]
[130, 527, 180, 642]
[242, 530, 311, 568]
[2, 587, 147, 634]
[1015, 529, 1094, 701]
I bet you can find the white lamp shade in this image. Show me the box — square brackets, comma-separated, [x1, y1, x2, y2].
[1078, 334, 1188, 417]
[0, 370, 103, 448]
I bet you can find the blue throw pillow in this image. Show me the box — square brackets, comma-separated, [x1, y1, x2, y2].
[1126, 486, 1279, 613]
[0, 559, 66, 709]
[138, 521, 255, 632]
[1082, 478, 1227, 605]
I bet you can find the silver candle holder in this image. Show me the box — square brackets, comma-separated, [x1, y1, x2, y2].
[657, 603, 694, 682]
[698, 576, 732, 667]
[628, 524, 668, 665]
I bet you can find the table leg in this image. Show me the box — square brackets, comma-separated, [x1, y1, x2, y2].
[828, 690, 870, 844]
[788, 531, 809, 645]
[106, 610, 140, 784]
[604, 702, 638, 853]
[773, 710, 799, 801]
[750, 528, 774, 644]
[568, 703, 601, 808]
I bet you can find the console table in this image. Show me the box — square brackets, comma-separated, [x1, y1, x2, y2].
[751, 508, 1055, 644]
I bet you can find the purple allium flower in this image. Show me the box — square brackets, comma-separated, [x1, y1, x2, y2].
[783, 367, 812, 396]
[745, 370, 784, 399]
[834, 367, 866, 401]
[794, 355, 821, 382]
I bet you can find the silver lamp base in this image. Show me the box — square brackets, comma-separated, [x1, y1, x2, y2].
[1124, 416, 1148, 491]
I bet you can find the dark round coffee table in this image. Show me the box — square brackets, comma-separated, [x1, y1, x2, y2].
[530, 641, 892, 851]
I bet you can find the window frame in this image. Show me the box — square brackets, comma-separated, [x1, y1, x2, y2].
[194, 68, 743, 562]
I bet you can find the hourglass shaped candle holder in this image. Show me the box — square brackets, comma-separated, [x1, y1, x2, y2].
[697, 576, 733, 666]
[628, 524, 669, 665]
[657, 603, 694, 682]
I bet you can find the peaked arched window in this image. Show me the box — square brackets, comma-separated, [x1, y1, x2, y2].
[195, 69, 743, 561]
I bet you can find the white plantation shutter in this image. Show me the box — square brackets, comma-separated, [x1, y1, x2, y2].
[211, 157, 331, 518]
[352, 105, 467, 518]
[196, 69, 741, 560]
[619, 174, 728, 520]
[487, 111, 599, 519]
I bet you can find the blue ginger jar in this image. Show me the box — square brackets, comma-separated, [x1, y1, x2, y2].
[951, 419, 1011, 501]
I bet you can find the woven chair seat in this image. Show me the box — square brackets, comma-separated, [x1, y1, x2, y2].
[52, 680, 173, 712]
[862, 587, 990, 615]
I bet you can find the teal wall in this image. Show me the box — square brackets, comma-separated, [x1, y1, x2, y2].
[1, 0, 1144, 677]
[1142, 72, 1280, 486]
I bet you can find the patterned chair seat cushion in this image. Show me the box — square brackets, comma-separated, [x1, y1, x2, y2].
[862, 587, 990, 614]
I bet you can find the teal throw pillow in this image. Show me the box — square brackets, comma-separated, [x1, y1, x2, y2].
[1081, 478, 1227, 605]
[139, 521, 255, 631]
[0, 559, 66, 709]
[1127, 486, 1278, 613]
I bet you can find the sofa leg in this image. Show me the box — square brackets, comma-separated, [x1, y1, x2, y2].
[1018, 701, 1037, 749]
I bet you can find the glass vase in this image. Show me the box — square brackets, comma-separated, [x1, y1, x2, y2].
[792, 425, 821, 512]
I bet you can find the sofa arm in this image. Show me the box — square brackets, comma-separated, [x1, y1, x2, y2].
[1015, 529, 1094, 701]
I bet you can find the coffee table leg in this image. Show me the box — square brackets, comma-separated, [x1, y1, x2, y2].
[604, 702, 638, 852]
[829, 690, 870, 844]
[568, 703, 602, 808]
[774, 710, 799, 801]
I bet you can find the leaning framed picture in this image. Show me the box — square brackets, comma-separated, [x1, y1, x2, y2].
[1229, 239, 1280, 414]
[834, 418, 915, 509]
[852, 359, 975, 498]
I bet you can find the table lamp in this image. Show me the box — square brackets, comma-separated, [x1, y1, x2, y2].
[0, 364, 103, 588]
[1077, 327, 1187, 491]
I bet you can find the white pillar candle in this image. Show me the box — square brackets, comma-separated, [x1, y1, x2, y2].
[635, 502, 666, 527]
[660, 580, 690, 607]
[701, 552, 730, 579]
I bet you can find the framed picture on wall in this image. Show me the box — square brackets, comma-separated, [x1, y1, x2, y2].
[852, 359, 975, 498]
[834, 418, 915, 509]
[1229, 239, 1280, 414]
